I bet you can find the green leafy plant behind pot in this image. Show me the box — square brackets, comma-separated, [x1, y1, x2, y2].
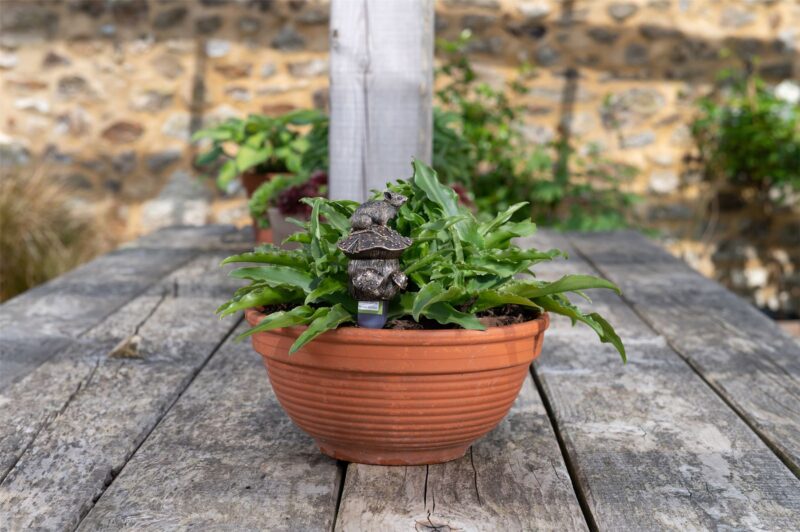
[434, 31, 639, 229]
[193, 109, 327, 191]
[249, 171, 328, 230]
[690, 66, 800, 203]
[218, 160, 626, 360]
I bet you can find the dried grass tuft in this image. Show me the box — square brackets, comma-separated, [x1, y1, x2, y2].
[0, 168, 105, 301]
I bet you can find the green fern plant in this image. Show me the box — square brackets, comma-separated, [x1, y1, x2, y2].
[193, 109, 326, 190]
[218, 160, 626, 360]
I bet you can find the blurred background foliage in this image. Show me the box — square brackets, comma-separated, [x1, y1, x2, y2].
[690, 61, 800, 206]
[1, 0, 797, 324]
[433, 33, 640, 230]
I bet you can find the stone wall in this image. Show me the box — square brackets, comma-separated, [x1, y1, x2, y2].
[1, 0, 798, 315]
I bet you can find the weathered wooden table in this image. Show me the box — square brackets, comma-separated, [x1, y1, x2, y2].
[1, 225, 799, 531]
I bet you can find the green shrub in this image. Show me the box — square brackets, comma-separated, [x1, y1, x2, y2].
[433, 32, 639, 229]
[219, 160, 626, 360]
[691, 67, 800, 203]
[193, 109, 327, 191]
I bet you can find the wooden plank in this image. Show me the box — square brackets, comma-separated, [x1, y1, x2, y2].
[0, 225, 239, 389]
[328, 0, 434, 201]
[568, 231, 800, 475]
[335, 377, 589, 531]
[79, 323, 342, 531]
[521, 232, 800, 530]
[0, 243, 248, 530]
[0, 227, 248, 482]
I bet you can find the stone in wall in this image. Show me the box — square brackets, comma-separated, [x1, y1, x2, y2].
[214, 63, 253, 79]
[649, 170, 680, 194]
[196, 16, 223, 35]
[272, 26, 305, 51]
[140, 170, 210, 233]
[130, 90, 174, 112]
[288, 59, 328, 77]
[147, 150, 182, 174]
[205, 39, 231, 58]
[151, 54, 185, 79]
[297, 7, 330, 25]
[101, 122, 144, 144]
[42, 51, 71, 68]
[162, 113, 192, 142]
[620, 131, 656, 149]
[110, 151, 137, 176]
[111, 0, 149, 24]
[602, 88, 666, 129]
[57, 75, 94, 99]
[517, 2, 550, 22]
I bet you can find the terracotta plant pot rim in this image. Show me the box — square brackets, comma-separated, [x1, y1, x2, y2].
[245, 307, 550, 347]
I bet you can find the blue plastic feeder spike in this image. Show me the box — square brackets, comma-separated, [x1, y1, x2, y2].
[357, 301, 388, 329]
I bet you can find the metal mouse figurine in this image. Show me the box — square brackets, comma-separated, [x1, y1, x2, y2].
[337, 191, 412, 328]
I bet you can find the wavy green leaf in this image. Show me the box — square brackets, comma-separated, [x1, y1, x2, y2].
[221, 247, 307, 268]
[413, 159, 483, 247]
[216, 160, 238, 189]
[217, 286, 302, 318]
[423, 302, 486, 330]
[479, 202, 528, 236]
[534, 295, 626, 362]
[506, 274, 620, 299]
[305, 277, 347, 305]
[411, 282, 464, 321]
[237, 305, 317, 340]
[235, 145, 269, 173]
[230, 266, 313, 292]
[471, 291, 541, 313]
[290, 304, 354, 354]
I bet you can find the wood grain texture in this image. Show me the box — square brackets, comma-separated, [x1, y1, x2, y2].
[568, 231, 800, 475]
[0, 225, 239, 389]
[79, 323, 342, 531]
[521, 232, 800, 530]
[329, 0, 434, 201]
[335, 377, 589, 531]
[0, 244, 248, 531]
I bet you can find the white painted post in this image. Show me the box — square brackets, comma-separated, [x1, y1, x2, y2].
[328, 0, 434, 201]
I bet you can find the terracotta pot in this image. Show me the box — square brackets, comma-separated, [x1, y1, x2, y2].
[241, 171, 292, 198]
[267, 207, 305, 249]
[253, 225, 273, 245]
[245, 308, 550, 465]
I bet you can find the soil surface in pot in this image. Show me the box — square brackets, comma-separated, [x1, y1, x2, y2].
[258, 303, 540, 330]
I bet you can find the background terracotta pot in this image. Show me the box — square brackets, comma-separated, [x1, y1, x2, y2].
[241, 171, 282, 198]
[241, 171, 267, 198]
[267, 207, 304, 249]
[253, 225, 272, 244]
[245, 308, 550, 465]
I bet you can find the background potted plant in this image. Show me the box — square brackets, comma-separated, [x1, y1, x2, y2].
[248, 170, 328, 247]
[247, 115, 328, 245]
[218, 160, 625, 466]
[193, 109, 326, 240]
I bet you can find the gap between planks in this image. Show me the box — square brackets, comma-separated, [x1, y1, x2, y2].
[530, 365, 599, 532]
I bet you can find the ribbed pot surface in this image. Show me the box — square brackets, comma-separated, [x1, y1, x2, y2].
[246, 308, 549, 465]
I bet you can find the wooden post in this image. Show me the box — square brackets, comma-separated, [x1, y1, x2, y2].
[328, 0, 434, 201]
